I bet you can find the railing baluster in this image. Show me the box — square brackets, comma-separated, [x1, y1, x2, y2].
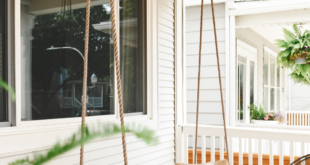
[202, 135, 206, 164]
[239, 137, 243, 165]
[279, 140, 284, 165]
[299, 113, 301, 126]
[258, 139, 262, 165]
[220, 136, 224, 160]
[294, 113, 297, 126]
[211, 136, 215, 162]
[302, 142, 305, 165]
[269, 139, 273, 165]
[249, 138, 252, 165]
[192, 135, 195, 163]
[288, 113, 291, 125]
[185, 133, 188, 164]
[290, 141, 294, 164]
[229, 137, 234, 165]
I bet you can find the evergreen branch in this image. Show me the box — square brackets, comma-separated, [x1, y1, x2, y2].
[9, 124, 159, 165]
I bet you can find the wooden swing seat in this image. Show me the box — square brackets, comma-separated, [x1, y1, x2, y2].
[176, 160, 229, 165]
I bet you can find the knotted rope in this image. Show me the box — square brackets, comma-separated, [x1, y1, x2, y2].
[110, 0, 128, 164]
[80, 0, 91, 164]
[194, 0, 230, 163]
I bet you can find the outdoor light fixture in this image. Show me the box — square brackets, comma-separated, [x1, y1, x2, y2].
[91, 73, 98, 85]
[47, 45, 84, 60]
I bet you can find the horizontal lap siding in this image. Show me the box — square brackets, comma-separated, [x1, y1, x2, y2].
[186, 3, 226, 126]
[0, 0, 176, 165]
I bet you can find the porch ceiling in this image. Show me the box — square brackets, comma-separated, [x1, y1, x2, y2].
[250, 25, 310, 48]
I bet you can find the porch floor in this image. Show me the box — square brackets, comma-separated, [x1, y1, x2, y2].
[188, 149, 305, 165]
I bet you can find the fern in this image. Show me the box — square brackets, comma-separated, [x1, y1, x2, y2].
[293, 24, 301, 39]
[9, 123, 159, 165]
[283, 28, 296, 41]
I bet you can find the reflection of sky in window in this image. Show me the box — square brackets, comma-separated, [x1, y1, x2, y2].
[103, 4, 111, 13]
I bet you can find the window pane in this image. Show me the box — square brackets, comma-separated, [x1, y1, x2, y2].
[0, 0, 8, 122]
[264, 87, 268, 110]
[263, 52, 269, 85]
[238, 56, 245, 63]
[270, 56, 275, 87]
[21, 1, 117, 120]
[120, 0, 146, 114]
[277, 89, 280, 111]
[277, 66, 280, 87]
[238, 58, 246, 122]
[270, 88, 275, 111]
[250, 61, 254, 105]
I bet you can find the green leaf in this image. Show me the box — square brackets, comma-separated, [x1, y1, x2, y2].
[294, 43, 301, 49]
[293, 24, 301, 39]
[304, 30, 310, 36]
[0, 78, 15, 101]
[283, 28, 296, 41]
[9, 123, 159, 165]
[274, 39, 288, 49]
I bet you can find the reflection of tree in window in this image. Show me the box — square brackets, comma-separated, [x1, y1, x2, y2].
[29, 5, 113, 120]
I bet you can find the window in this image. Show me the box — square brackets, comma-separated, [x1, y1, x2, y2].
[263, 48, 282, 112]
[20, 0, 146, 121]
[0, 0, 8, 123]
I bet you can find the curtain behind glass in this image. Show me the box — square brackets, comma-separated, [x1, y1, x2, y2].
[120, 0, 146, 114]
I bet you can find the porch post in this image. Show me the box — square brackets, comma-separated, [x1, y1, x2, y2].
[229, 15, 236, 127]
[175, 0, 185, 163]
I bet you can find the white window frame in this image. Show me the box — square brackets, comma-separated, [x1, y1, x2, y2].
[10, 0, 159, 130]
[264, 46, 282, 112]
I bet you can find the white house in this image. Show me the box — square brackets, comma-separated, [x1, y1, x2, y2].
[1, 0, 310, 165]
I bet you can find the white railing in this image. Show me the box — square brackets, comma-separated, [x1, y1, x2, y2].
[237, 123, 310, 131]
[287, 111, 310, 126]
[178, 124, 310, 165]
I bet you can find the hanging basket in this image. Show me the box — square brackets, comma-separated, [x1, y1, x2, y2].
[294, 57, 307, 64]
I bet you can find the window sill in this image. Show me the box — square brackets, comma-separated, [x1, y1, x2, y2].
[0, 115, 154, 136]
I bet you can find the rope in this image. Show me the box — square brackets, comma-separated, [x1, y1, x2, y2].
[210, 0, 230, 163]
[194, 0, 204, 163]
[80, 0, 91, 164]
[195, 0, 230, 163]
[109, 0, 128, 164]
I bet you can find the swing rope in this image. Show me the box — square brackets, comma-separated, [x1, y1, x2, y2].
[194, 0, 230, 164]
[80, 0, 91, 164]
[110, 0, 129, 164]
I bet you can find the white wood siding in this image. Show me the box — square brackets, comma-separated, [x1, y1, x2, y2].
[0, 0, 176, 164]
[186, 3, 226, 126]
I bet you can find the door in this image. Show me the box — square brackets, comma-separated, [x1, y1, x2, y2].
[236, 39, 257, 124]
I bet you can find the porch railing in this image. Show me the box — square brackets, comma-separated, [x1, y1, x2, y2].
[178, 124, 310, 165]
[287, 111, 310, 126]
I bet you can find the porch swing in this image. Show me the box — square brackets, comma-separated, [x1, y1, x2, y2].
[78, 0, 229, 164]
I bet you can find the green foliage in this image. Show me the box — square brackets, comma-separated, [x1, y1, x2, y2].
[10, 123, 158, 165]
[250, 104, 267, 120]
[283, 28, 296, 41]
[0, 78, 15, 101]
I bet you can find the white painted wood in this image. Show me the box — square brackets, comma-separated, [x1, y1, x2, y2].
[258, 139, 262, 165]
[185, 134, 189, 164]
[279, 140, 284, 165]
[202, 135, 206, 163]
[229, 15, 236, 127]
[290, 141, 294, 164]
[239, 138, 243, 165]
[249, 138, 253, 165]
[211, 136, 215, 162]
[269, 140, 273, 165]
[192, 135, 196, 163]
[220, 136, 224, 160]
[229, 137, 233, 165]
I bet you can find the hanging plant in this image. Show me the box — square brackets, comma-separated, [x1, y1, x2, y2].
[275, 24, 310, 67]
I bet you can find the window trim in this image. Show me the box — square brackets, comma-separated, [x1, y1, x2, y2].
[11, 0, 159, 130]
[264, 46, 282, 112]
